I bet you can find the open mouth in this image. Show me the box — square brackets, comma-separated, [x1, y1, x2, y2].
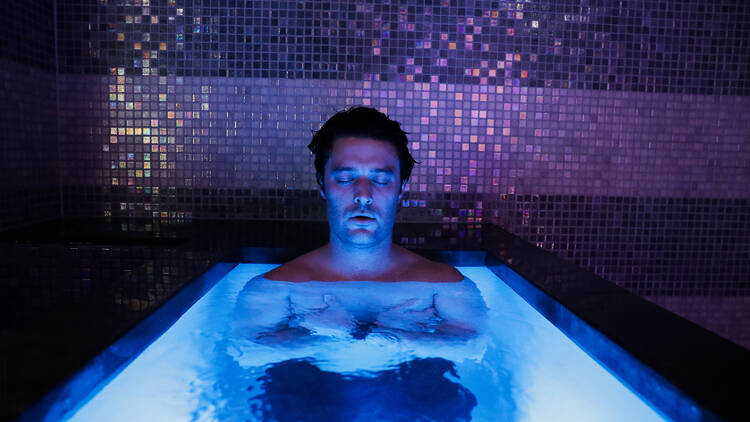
[349, 215, 375, 223]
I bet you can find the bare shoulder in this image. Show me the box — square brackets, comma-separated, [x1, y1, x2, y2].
[396, 247, 464, 282]
[265, 244, 463, 283]
[264, 247, 324, 282]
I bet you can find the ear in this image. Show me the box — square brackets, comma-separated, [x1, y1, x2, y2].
[318, 182, 326, 200]
[397, 181, 407, 201]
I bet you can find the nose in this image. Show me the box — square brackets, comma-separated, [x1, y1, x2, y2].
[353, 179, 373, 206]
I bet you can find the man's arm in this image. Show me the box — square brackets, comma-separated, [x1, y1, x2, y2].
[432, 279, 488, 337]
[231, 275, 313, 344]
[232, 275, 356, 344]
[370, 279, 488, 341]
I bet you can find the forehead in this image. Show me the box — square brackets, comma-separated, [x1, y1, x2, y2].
[327, 136, 400, 169]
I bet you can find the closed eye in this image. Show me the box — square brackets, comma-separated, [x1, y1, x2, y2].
[330, 169, 394, 186]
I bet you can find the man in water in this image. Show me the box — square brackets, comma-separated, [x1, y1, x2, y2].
[230, 108, 488, 419]
[265, 106, 463, 283]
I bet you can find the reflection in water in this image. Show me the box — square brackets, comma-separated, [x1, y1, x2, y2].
[250, 358, 476, 422]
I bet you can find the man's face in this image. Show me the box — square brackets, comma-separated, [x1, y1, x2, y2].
[321, 136, 404, 248]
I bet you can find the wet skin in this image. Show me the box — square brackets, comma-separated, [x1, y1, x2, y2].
[265, 137, 462, 282]
[324, 136, 403, 250]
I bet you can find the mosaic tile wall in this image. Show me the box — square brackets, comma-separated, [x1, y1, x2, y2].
[490, 195, 750, 296]
[52, 1, 750, 299]
[0, 0, 60, 231]
[645, 295, 750, 351]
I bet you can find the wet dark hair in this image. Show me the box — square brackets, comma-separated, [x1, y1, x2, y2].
[308, 106, 417, 191]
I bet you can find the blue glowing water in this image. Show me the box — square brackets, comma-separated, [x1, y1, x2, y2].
[66, 264, 666, 421]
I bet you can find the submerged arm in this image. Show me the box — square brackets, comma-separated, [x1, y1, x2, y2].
[433, 279, 488, 336]
[372, 279, 488, 341]
[231, 276, 314, 345]
[232, 276, 354, 345]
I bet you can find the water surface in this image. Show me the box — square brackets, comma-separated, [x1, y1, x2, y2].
[67, 264, 665, 421]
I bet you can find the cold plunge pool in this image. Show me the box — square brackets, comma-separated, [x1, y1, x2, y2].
[52, 263, 665, 422]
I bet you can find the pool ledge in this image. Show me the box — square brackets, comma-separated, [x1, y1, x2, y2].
[16, 262, 237, 422]
[483, 225, 748, 422]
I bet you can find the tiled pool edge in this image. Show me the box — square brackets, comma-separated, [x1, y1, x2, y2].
[482, 221, 750, 422]
[485, 254, 701, 422]
[16, 262, 237, 422]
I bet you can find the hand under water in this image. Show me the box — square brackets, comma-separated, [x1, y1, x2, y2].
[294, 295, 478, 342]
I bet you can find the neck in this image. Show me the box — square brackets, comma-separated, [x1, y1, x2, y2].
[326, 232, 396, 279]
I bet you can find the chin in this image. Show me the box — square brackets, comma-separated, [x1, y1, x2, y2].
[346, 230, 379, 246]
